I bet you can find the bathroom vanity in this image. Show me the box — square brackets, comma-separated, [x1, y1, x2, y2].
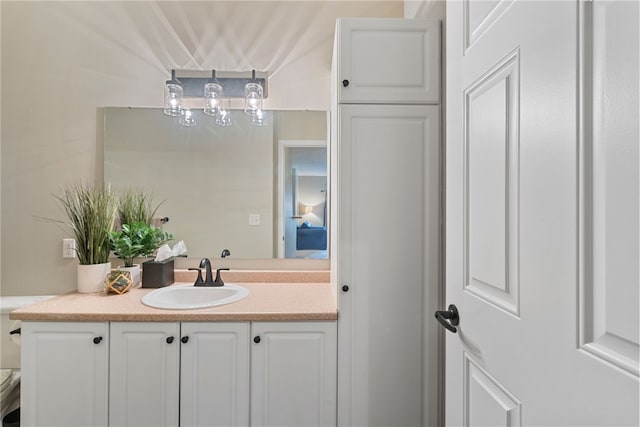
[11, 280, 337, 427]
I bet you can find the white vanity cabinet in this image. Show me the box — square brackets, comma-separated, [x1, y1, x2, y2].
[331, 18, 441, 427]
[109, 322, 180, 427]
[109, 321, 249, 427]
[21, 321, 109, 427]
[250, 321, 337, 427]
[180, 322, 250, 427]
[21, 319, 335, 427]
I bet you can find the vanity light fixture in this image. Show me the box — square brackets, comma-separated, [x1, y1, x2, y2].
[215, 100, 233, 127]
[163, 70, 183, 117]
[163, 69, 267, 127]
[244, 70, 264, 116]
[252, 109, 269, 126]
[203, 70, 223, 116]
[178, 108, 196, 127]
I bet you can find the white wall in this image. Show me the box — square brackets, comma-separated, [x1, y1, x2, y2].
[298, 176, 327, 227]
[0, 1, 403, 295]
[404, 0, 445, 20]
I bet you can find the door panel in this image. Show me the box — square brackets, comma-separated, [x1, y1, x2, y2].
[446, 1, 639, 426]
[109, 322, 180, 427]
[337, 104, 440, 427]
[336, 18, 440, 104]
[579, 0, 640, 377]
[21, 322, 108, 427]
[464, 353, 521, 427]
[180, 322, 249, 427]
[464, 48, 520, 316]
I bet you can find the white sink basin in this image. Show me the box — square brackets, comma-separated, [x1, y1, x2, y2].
[141, 283, 249, 310]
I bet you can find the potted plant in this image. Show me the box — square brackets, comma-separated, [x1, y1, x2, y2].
[116, 188, 163, 227]
[109, 222, 172, 286]
[55, 182, 118, 293]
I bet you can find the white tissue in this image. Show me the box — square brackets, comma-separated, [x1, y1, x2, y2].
[154, 240, 188, 262]
[172, 240, 188, 256]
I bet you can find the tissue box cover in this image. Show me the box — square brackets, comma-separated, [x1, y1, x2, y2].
[142, 258, 175, 288]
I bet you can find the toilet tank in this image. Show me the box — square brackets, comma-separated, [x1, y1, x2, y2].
[1, 296, 55, 369]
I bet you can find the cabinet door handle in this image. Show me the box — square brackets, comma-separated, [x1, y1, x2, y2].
[342, 285, 349, 292]
[253, 336, 261, 344]
[166, 336, 175, 344]
[181, 336, 189, 344]
[342, 79, 350, 87]
[93, 336, 103, 344]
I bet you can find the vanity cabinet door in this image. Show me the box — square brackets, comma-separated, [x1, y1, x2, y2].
[250, 321, 337, 427]
[333, 18, 440, 104]
[335, 104, 440, 427]
[180, 322, 250, 427]
[109, 322, 180, 427]
[21, 321, 108, 427]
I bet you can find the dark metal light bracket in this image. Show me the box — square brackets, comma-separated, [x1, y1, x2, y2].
[176, 75, 268, 99]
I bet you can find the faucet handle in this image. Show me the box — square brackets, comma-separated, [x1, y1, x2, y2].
[188, 268, 204, 286]
[213, 268, 230, 287]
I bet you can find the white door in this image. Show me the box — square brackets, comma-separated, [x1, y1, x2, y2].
[444, 1, 639, 426]
[250, 321, 337, 427]
[180, 322, 250, 427]
[110, 322, 180, 427]
[21, 322, 108, 427]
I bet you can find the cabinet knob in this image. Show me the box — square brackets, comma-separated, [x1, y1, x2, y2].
[342, 79, 350, 87]
[93, 336, 103, 344]
[181, 336, 189, 344]
[253, 336, 261, 344]
[166, 336, 174, 344]
[342, 285, 349, 292]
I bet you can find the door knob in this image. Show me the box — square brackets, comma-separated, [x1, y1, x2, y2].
[434, 304, 459, 333]
[166, 336, 174, 344]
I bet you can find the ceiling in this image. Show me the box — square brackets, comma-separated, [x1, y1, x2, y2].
[35, 1, 404, 108]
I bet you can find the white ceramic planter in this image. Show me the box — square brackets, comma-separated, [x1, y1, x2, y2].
[77, 262, 111, 293]
[116, 264, 141, 287]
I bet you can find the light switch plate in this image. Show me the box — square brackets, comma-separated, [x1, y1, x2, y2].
[63, 238, 76, 258]
[248, 214, 261, 226]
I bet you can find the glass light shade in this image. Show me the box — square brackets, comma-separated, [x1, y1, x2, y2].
[252, 109, 269, 126]
[163, 83, 183, 116]
[203, 82, 223, 116]
[215, 109, 232, 127]
[178, 108, 196, 127]
[244, 82, 263, 115]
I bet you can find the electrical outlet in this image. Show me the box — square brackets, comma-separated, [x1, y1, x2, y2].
[248, 214, 261, 226]
[63, 238, 76, 259]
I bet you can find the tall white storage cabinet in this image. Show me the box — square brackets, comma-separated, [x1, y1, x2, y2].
[331, 18, 441, 427]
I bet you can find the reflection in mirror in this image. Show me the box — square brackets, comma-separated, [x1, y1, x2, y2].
[104, 108, 328, 260]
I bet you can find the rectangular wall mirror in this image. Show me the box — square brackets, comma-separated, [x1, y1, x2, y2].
[104, 108, 328, 260]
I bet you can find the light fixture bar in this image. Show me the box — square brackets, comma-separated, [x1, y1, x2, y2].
[173, 72, 268, 98]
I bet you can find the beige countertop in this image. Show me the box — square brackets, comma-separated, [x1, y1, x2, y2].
[10, 281, 337, 322]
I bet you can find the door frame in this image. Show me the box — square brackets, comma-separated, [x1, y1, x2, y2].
[277, 139, 327, 258]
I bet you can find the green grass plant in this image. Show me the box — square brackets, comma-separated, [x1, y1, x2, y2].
[55, 182, 118, 265]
